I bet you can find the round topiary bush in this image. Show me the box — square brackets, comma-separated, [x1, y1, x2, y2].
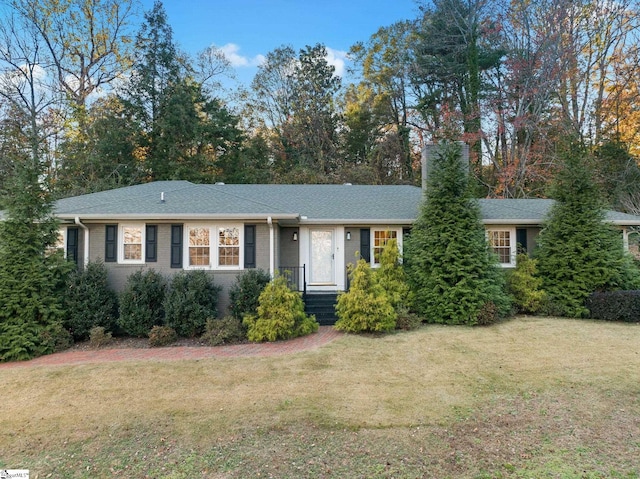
[64, 261, 119, 340]
[118, 270, 167, 337]
[163, 270, 221, 337]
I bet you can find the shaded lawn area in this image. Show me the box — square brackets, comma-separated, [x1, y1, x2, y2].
[1, 316, 639, 478]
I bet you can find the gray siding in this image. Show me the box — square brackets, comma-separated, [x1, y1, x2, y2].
[344, 227, 360, 267]
[85, 221, 274, 317]
[279, 227, 299, 268]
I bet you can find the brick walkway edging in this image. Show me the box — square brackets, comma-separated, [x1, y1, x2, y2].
[0, 326, 343, 369]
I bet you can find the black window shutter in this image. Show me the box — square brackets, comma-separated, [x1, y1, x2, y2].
[67, 227, 79, 266]
[145, 225, 158, 262]
[360, 228, 370, 262]
[105, 225, 117, 262]
[516, 228, 528, 253]
[171, 224, 183, 268]
[244, 225, 256, 269]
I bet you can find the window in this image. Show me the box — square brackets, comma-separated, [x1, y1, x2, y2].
[46, 229, 66, 257]
[218, 227, 240, 266]
[186, 225, 242, 269]
[371, 229, 401, 266]
[119, 225, 144, 263]
[487, 229, 515, 267]
[189, 227, 210, 266]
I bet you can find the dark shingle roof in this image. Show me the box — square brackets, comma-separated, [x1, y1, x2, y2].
[52, 181, 640, 226]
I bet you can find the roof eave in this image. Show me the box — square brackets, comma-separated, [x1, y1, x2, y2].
[56, 213, 301, 222]
[299, 218, 416, 225]
[482, 219, 543, 225]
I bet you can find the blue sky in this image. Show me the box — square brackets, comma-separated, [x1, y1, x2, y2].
[140, 0, 422, 86]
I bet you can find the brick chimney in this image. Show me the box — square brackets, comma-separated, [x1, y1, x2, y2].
[422, 142, 470, 190]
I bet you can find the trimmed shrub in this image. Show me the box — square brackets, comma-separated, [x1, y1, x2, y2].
[163, 270, 221, 337]
[201, 316, 246, 346]
[228, 269, 271, 319]
[507, 254, 546, 314]
[64, 261, 119, 340]
[89, 326, 113, 348]
[148, 325, 178, 347]
[118, 270, 167, 337]
[586, 290, 640, 322]
[335, 258, 396, 333]
[243, 275, 319, 342]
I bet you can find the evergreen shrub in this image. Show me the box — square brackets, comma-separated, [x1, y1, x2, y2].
[89, 326, 113, 348]
[243, 275, 318, 342]
[507, 254, 546, 314]
[335, 258, 397, 333]
[118, 270, 167, 337]
[586, 291, 640, 322]
[148, 325, 178, 347]
[228, 269, 271, 319]
[163, 270, 221, 337]
[201, 316, 246, 346]
[375, 239, 412, 311]
[64, 261, 119, 340]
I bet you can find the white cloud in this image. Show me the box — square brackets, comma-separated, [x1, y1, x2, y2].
[219, 43, 264, 68]
[325, 47, 348, 78]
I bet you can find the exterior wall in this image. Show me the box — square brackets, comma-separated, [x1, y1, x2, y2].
[255, 223, 271, 272]
[278, 227, 299, 268]
[344, 227, 361, 267]
[84, 221, 274, 317]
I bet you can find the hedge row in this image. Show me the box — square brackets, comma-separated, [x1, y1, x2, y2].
[586, 290, 640, 323]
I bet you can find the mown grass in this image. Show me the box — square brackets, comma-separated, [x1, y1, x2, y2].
[1, 316, 639, 478]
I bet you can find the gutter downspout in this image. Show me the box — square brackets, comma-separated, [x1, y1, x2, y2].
[267, 216, 275, 278]
[74, 217, 89, 268]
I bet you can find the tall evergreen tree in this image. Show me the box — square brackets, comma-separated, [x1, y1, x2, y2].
[0, 153, 72, 361]
[404, 142, 510, 325]
[534, 140, 640, 317]
[122, 1, 243, 183]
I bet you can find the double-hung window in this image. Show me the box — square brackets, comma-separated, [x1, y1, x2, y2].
[218, 227, 240, 266]
[186, 225, 242, 269]
[487, 228, 516, 267]
[371, 229, 402, 267]
[189, 227, 211, 266]
[119, 225, 144, 263]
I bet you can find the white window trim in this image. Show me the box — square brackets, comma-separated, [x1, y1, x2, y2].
[48, 228, 66, 258]
[184, 224, 244, 270]
[55, 227, 67, 259]
[118, 224, 145, 264]
[486, 227, 517, 268]
[370, 228, 403, 268]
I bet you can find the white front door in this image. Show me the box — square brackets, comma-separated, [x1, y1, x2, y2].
[309, 229, 335, 284]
